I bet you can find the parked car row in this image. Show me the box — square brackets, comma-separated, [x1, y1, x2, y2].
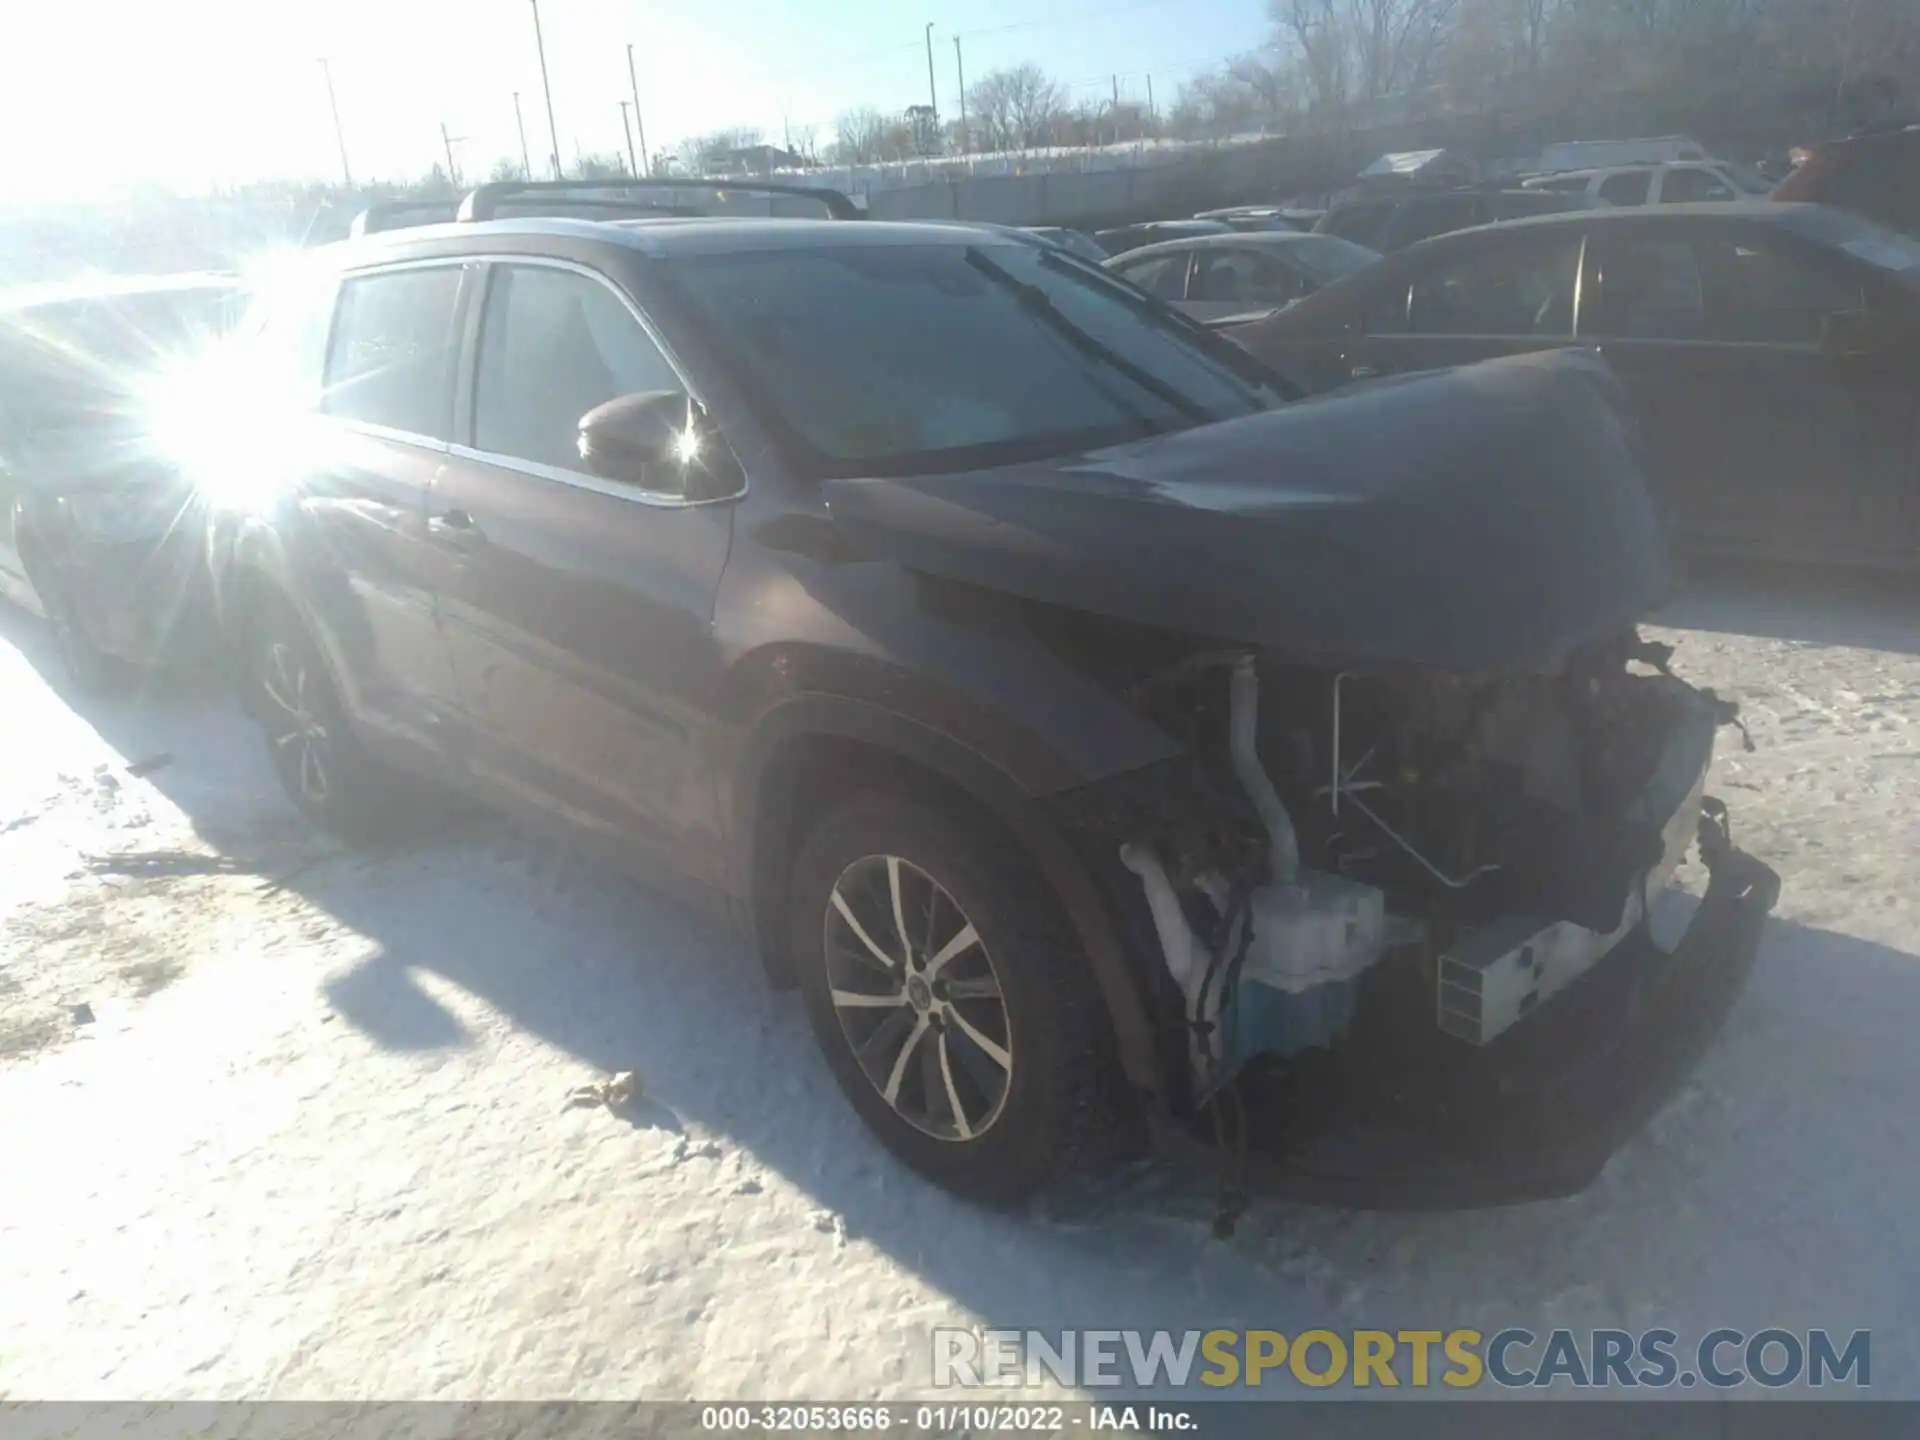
[1221, 201, 1920, 572]
[1, 177, 1789, 1220]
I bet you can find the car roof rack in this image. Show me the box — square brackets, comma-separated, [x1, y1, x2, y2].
[346, 177, 864, 240]
[350, 198, 463, 237]
[458, 177, 863, 223]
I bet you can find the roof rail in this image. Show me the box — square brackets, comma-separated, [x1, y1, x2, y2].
[349, 199, 462, 237]
[457, 177, 864, 223]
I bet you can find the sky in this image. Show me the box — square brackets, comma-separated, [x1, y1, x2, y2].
[0, 0, 1272, 201]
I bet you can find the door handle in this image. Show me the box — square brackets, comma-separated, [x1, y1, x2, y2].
[428, 509, 482, 548]
[1349, 362, 1382, 380]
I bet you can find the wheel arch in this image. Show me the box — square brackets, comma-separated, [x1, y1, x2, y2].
[732, 693, 1166, 1105]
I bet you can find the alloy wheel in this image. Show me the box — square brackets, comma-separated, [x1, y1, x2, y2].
[823, 854, 1013, 1142]
[260, 640, 331, 806]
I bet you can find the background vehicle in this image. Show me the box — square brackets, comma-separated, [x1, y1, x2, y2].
[1534, 136, 1715, 171]
[1522, 160, 1775, 206]
[1226, 203, 1920, 571]
[1313, 186, 1596, 252]
[200, 179, 1774, 1213]
[1022, 225, 1109, 263]
[1191, 206, 1314, 233]
[0, 271, 242, 688]
[1092, 218, 1234, 255]
[1104, 230, 1381, 322]
[1773, 123, 1920, 237]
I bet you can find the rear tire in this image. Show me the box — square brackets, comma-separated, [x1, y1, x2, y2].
[787, 791, 1115, 1204]
[248, 595, 397, 843]
[27, 551, 124, 698]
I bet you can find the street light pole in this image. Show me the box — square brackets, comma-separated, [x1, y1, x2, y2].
[626, 44, 651, 177]
[529, 0, 562, 178]
[440, 121, 464, 190]
[953, 35, 968, 155]
[319, 58, 352, 186]
[924, 22, 939, 130]
[513, 91, 532, 179]
[619, 101, 638, 176]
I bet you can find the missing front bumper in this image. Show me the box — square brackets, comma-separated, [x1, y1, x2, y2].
[1201, 803, 1779, 1209]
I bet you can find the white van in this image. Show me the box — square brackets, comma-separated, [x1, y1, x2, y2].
[1521, 160, 1774, 206]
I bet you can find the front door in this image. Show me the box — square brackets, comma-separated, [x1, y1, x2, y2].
[432, 259, 736, 882]
[1584, 226, 1915, 566]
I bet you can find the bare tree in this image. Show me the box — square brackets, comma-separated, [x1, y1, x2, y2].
[966, 64, 1070, 151]
[833, 107, 890, 164]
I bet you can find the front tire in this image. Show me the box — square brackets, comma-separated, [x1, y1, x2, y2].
[788, 792, 1115, 1204]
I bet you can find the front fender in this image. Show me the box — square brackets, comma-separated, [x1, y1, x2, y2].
[725, 690, 1169, 1104]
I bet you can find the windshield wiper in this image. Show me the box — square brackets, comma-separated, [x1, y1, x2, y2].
[963, 248, 1212, 425]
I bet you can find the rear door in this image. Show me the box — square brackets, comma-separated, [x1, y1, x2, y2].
[432, 256, 737, 878]
[1584, 221, 1911, 564]
[303, 261, 467, 764]
[1335, 229, 1590, 382]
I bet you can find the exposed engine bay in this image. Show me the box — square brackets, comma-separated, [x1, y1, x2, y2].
[1080, 632, 1749, 1112]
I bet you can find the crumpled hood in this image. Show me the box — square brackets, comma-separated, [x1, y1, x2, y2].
[821, 348, 1670, 675]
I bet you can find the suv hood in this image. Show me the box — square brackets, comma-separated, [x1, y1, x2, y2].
[822, 348, 1668, 675]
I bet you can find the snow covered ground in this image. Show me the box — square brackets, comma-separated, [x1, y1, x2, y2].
[4, 565, 1920, 1401]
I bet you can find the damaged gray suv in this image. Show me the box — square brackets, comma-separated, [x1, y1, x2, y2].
[198, 180, 1778, 1213]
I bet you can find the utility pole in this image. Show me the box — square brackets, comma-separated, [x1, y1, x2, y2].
[619, 101, 638, 176]
[953, 35, 969, 155]
[924, 23, 939, 133]
[626, 44, 651, 177]
[529, 0, 561, 178]
[319, 58, 352, 187]
[1146, 74, 1155, 128]
[513, 92, 532, 179]
[440, 122, 464, 189]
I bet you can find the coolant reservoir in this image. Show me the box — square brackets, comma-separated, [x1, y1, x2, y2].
[1227, 870, 1386, 1065]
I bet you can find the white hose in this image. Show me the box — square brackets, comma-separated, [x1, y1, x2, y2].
[1229, 656, 1300, 888]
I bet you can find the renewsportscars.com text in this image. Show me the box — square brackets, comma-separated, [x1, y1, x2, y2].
[932, 1327, 1871, 1391]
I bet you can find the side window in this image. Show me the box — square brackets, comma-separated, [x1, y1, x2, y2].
[1191, 251, 1306, 306]
[1361, 278, 1412, 335]
[1593, 236, 1863, 344]
[473, 264, 683, 471]
[1696, 238, 1864, 344]
[1598, 170, 1652, 206]
[322, 267, 461, 437]
[1405, 240, 1583, 337]
[1393, 197, 1484, 248]
[1591, 239, 1706, 338]
[1659, 167, 1737, 203]
[1115, 253, 1189, 301]
[1532, 176, 1593, 194]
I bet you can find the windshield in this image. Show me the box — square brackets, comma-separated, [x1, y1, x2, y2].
[1720, 161, 1776, 195]
[1282, 235, 1382, 285]
[659, 240, 1280, 478]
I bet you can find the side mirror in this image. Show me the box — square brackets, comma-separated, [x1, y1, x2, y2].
[576, 390, 744, 501]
